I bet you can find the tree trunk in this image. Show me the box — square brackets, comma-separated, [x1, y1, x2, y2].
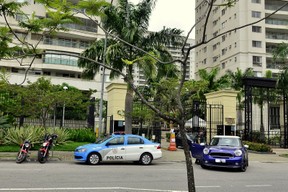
[125, 86, 134, 134]
[260, 105, 265, 142]
[179, 124, 196, 192]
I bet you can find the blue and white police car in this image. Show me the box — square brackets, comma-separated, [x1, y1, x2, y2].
[74, 134, 162, 165]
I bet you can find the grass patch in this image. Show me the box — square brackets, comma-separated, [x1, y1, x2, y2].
[0, 145, 19, 152]
[53, 141, 89, 151]
[279, 154, 288, 158]
[0, 141, 89, 152]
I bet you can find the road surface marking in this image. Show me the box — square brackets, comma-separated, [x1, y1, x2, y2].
[246, 185, 272, 187]
[0, 187, 186, 192]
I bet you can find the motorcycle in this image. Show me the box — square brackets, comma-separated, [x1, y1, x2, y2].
[38, 134, 58, 163]
[16, 140, 31, 163]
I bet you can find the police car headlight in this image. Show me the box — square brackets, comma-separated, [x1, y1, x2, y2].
[234, 149, 242, 156]
[77, 148, 87, 152]
[203, 148, 209, 155]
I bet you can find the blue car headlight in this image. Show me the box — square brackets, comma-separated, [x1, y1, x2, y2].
[203, 148, 209, 155]
[77, 148, 87, 153]
[234, 149, 242, 156]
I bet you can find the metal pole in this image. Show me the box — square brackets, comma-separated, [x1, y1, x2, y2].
[62, 103, 65, 127]
[62, 86, 68, 127]
[98, 33, 107, 138]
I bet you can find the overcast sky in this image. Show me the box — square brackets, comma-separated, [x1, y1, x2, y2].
[128, 0, 195, 37]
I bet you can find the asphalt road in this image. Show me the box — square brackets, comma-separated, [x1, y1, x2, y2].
[0, 160, 288, 192]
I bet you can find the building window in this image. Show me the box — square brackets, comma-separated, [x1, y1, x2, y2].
[252, 0, 261, 3]
[44, 53, 79, 66]
[221, 62, 226, 69]
[253, 56, 262, 66]
[252, 26, 262, 33]
[252, 40, 262, 48]
[222, 8, 226, 15]
[252, 11, 261, 18]
[222, 48, 227, 55]
[270, 106, 280, 130]
[254, 71, 262, 77]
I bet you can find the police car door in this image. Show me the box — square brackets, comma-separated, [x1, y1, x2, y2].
[102, 136, 126, 161]
[125, 136, 145, 161]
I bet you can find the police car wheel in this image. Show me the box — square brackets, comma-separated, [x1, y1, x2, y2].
[87, 153, 100, 165]
[140, 153, 152, 165]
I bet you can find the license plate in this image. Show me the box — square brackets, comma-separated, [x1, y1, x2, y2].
[215, 159, 226, 163]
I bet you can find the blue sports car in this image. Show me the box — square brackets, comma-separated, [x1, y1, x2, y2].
[74, 134, 162, 165]
[190, 135, 249, 172]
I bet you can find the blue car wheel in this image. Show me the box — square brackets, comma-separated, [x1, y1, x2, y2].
[239, 159, 247, 172]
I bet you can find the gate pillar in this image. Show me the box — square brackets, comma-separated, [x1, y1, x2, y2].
[106, 83, 126, 134]
[205, 89, 238, 141]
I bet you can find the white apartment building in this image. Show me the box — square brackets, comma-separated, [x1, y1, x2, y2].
[0, 0, 113, 100]
[133, 38, 195, 85]
[195, 0, 287, 133]
[1, 0, 195, 96]
[195, 0, 287, 79]
[169, 38, 196, 80]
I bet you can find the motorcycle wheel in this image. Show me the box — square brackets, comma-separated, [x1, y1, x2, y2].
[38, 150, 47, 164]
[16, 152, 27, 164]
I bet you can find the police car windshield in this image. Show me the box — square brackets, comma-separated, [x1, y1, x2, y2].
[95, 136, 112, 144]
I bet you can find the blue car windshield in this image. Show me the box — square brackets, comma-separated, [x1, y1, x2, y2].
[210, 137, 241, 147]
[95, 136, 113, 144]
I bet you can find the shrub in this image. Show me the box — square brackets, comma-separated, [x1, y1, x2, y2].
[4, 126, 70, 146]
[251, 131, 266, 143]
[4, 126, 44, 145]
[67, 128, 96, 142]
[166, 132, 170, 142]
[243, 141, 273, 153]
[44, 127, 70, 145]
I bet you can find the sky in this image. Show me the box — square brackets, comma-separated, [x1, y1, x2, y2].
[128, 0, 195, 37]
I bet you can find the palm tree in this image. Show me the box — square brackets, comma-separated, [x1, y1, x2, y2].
[277, 68, 288, 147]
[226, 68, 254, 132]
[197, 67, 230, 100]
[78, 0, 183, 133]
[253, 70, 277, 142]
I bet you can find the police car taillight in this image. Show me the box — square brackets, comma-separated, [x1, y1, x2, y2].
[157, 145, 161, 149]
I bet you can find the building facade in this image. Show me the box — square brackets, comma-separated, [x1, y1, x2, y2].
[195, 0, 287, 78]
[0, 0, 113, 99]
[195, 0, 286, 136]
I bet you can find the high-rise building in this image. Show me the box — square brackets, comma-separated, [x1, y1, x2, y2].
[195, 0, 288, 135]
[133, 38, 195, 86]
[0, 0, 113, 100]
[195, 0, 286, 79]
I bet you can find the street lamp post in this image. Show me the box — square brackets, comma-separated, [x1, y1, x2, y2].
[62, 86, 68, 127]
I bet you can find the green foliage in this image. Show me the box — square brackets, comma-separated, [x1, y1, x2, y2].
[166, 132, 170, 142]
[4, 126, 44, 145]
[243, 141, 272, 153]
[53, 141, 89, 151]
[0, 145, 19, 152]
[44, 127, 70, 145]
[67, 128, 96, 143]
[3, 126, 69, 145]
[251, 131, 266, 143]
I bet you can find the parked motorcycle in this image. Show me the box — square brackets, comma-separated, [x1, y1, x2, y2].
[38, 134, 58, 163]
[16, 140, 31, 163]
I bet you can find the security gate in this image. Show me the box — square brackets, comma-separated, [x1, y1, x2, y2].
[192, 100, 224, 144]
